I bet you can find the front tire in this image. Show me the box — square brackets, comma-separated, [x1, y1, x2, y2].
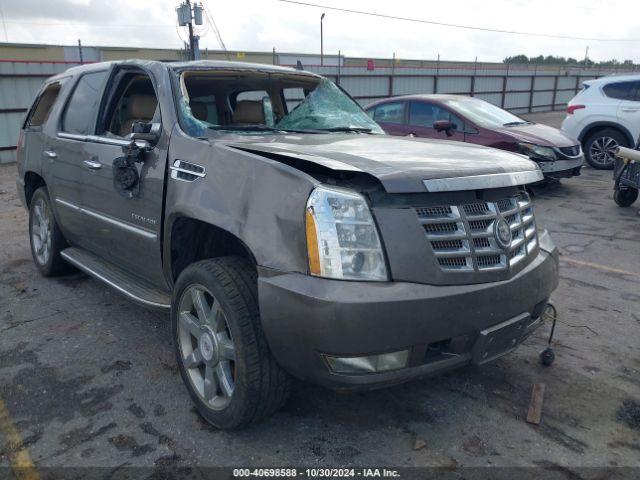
[584, 128, 628, 170]
[171, 257, 291, 429]
[614, 188, 638, 207]
[28, 187, 69, 276]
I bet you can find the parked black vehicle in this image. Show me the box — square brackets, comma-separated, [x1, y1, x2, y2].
[17, 60, 559, 429]
[613, 146, 640, 207]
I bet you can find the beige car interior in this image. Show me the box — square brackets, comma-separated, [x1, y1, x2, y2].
[189, 101, 208, 121]
[108, 75, 158, 137]
[119, 94, 157, 136]
[180, 70, 318, 126]
[232, 100, 265, 124]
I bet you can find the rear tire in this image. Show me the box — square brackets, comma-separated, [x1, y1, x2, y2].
[583, 128, 628, 170]
[171, 257, 291, 429]
[614, 188, 638, 207]
[28, 187, 70, 276]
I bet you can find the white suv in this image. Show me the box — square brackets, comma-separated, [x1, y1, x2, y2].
[562, 75, 640, 169]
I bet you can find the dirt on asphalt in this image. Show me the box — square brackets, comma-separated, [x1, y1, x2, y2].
[0, 139, 639, 474]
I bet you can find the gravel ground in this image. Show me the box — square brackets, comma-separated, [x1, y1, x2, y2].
[1, 112, 639, 476]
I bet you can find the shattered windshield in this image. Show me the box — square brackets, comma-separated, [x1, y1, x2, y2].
[275, 79, 383, 133]
[176, 70, 383, 137]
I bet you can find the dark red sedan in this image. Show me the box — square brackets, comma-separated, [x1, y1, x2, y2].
[365, 95, 583, 179]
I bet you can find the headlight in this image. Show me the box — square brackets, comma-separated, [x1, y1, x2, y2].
[518, 143, 557, 161]
[305, 185, 388, 281]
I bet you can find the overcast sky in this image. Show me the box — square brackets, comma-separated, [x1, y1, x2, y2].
[1, 0, 639, 63]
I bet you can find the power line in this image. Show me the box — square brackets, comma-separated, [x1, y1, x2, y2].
[201, 0, 228, 53]
[278, 0, 640, 42]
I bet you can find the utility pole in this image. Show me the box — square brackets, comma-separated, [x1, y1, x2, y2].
[77, 39, 83, 64]
[177, 1, 203, 61]
[320, 13, 325, 66]
[186, 0, 195, 61]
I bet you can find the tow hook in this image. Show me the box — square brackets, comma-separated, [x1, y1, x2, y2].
[539, 303, 557, 366]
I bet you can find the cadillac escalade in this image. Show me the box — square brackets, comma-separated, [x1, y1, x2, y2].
[16, 60, 559, 429]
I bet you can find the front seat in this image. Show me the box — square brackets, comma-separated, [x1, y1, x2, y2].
[190, 101, 208, 121]
[120, 94, 157, 137]
[232, 100, 265, 125]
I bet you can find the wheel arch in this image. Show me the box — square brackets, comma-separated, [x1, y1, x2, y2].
[23, 171, 46, 207]
[579, 122, 634, 146]
[168, 216, 257, 283]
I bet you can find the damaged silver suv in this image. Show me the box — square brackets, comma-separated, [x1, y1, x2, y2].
[17, 60, 558, 429]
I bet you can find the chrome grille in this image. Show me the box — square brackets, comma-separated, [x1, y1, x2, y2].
[417, 192, 538, 273]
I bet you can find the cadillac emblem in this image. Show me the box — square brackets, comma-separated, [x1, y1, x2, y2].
[494, 217, 512, 249]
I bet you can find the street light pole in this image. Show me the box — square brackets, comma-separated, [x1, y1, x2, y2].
[320, 13, 325, 66]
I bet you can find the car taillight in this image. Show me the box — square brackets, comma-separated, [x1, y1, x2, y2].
[567, 105, 585, 115]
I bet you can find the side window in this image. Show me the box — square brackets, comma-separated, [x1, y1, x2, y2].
[408, 102, 435, 127]
[100, 73, 159, 137]
[603, 82, 636, 100]
[373, 102, 405, 124]
[409, 102, 465, 131]
[25, 82, 62, 129]
[62, 71, 108, 134]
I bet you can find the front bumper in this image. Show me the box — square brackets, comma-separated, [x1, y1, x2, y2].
[537, 157, 583, 178]
[259, 231, 559, 390]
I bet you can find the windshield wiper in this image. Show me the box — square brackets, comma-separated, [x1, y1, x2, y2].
[503, 121, 532, 127]
[317, 127, 374, 133]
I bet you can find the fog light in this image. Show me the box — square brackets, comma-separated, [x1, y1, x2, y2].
[325, 350, 409, 374]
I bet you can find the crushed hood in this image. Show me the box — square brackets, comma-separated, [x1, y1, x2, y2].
[225, 134, 541, 193]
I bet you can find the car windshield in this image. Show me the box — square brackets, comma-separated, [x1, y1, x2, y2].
[441, 97, 531, 128]
[176, 69, 383, 137]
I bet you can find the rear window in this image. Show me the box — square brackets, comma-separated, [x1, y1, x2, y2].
[602, 81, 637, 100]
[62, 70, 108, 135]
[25, 82, 61, 128]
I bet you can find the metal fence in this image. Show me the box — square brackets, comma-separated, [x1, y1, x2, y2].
[0, 58, 630, 164]
[300, 63, 618, 113]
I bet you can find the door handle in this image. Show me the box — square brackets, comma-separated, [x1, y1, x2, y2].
[83, 160, 102, 170]
[42, 150, 57, 159]
[406, 133, 415, 137]
[621, 108, 639, 112]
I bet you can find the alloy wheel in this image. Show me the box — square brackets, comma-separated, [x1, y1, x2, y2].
[589, 136, 619, 167]
[30, 198, 52, 266]
[177, 284, 236, 410]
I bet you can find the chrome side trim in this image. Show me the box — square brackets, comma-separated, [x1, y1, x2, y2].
[57, 132, 150, 150]
[57, 132, 87, 142]
[55, 198, 156, 240]
[169, 160, 206, 181]
[55, 197, 80, 211]
[423, 170, 544, 192]
[60, 251, 170, 309]
[169, 165, 207, 178]
[82, 208, 157, 239]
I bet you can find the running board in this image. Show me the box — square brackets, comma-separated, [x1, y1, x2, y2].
[60, 247, 171, 309]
